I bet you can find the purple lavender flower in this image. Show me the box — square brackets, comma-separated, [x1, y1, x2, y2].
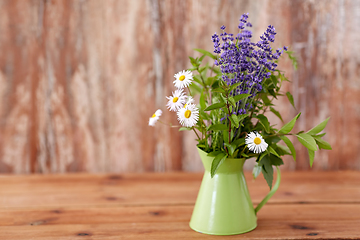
[238, 109, 247, 115]
[212, 33, 221, 54]
[212, 13, 287, 129]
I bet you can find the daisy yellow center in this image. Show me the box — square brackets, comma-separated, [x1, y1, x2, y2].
[152, 114, 156, 118]
[254, 137, 262, 145]
[172, 97, 179, 103]
[179, 75, 186, 81]
[184, 110, 191, 118]
[183, 104, 187, 108]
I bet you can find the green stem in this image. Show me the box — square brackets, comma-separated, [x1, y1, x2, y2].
[264, 133, 295, 138]
[249, 95, 259, 120]
[197, 66, 208, 93]
[240, 145, 247, 157]
[187, 86, 193, 96]
[225, 97, 232, 144]
[228, 111, 232, 144]
[198, 115, 207, 146]
[192, 127, 201, 140]
[158, 120, 181, 128]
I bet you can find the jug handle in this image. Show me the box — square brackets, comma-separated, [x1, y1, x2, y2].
[254, 166, 281, 214]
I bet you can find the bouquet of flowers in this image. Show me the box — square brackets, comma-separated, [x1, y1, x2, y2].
[149, 13, 331, 190]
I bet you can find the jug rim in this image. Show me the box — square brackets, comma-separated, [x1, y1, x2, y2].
[197, 147, 246, 173]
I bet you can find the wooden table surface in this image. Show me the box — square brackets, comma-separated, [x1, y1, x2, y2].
[0, 171, 359, 239]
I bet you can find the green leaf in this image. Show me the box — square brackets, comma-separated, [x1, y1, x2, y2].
[233, 94, 251, 102]
[201, 63, 209, 77]
[222, 128, 229, 144]
[219, 93, 227, 103]
[237, 113, 250, 124]
[233, 149, 239, 156]
[179, 127, 192, 131]
[189, 82, 202, 93]
[256, 114, 270, 133]
[229, 82, 242, 92]
[280, 136, 296, 161]
[270, 75, 278, 87]
[307, 117, 330, 135]
[189, 56, 199, 67]
[258, 152, 267, 163]
[253, 162, 262, 179]
[230, 114, 240, 128]
[270, 107, 283, 122]
[268, 88, 278, 99]
[269, 154, 284, 166]
[286, 50, 298, 70]
[211, 153, 227, 178]
[241, 152, 249, 158]
[268, 146, 280, 158]
[279, 72, 290, 82]
[206, 76, 216, 86]
[261, 155, 274, 190]
[232, 138, 245, 147]
[266, 136, 282, 144]
[188, 67, 197, 71]
[197, 144, 206, 149]
[296, 133, 318, 151]
[279, 113, 301, 134]
[261, 94, 273, 106]
[212, 87, 226, 93]
[316, 133, 326, 138]
[192, 75, 203, 85]
[308, 149, 315, 167]
[200, 111, 210, 120]
[286, 91, 295, 109]
[198, 66, 208, 73]
[199, 54, 206, 62]
[313, 136, 332, 150]
[224, 143, 236, 156]
[228, 97, 236, 107]
[208, 124, 228, 131]
[194, 48, 217, 60]
[276, 144, 291, 156]
[200, 90, 206, 110]
[204, 102, 225, 111]
[207, 151, 223, 157]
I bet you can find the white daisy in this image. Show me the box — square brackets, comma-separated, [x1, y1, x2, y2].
[177, 104, 199, 128]
[245, 131, 268, 154]
[183, 96, 195, 108]
[173, 70, 193, 89]
[166, 89, 187, 111]
[149, 109, 162, 127]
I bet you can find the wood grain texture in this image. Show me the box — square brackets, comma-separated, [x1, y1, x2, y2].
[0, 172, 359, 239]
[0, 0, 358, 173]
[0, 171, 359, 208]
[0, 210, 359, 239]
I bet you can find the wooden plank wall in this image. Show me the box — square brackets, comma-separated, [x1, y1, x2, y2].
[0, 0, 358, 174]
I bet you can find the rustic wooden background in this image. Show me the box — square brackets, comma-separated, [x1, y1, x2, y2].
[0, 0, 358, 174]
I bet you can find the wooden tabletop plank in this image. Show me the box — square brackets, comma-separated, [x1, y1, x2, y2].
[1, 223, 359, 240]
[0, 172, 359, 239]
[0, 171, 360, 209]
[0, 204, 359, 226]
[0, 205, 359, 239]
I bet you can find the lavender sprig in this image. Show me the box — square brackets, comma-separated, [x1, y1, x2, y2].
[212, 13, 286, 124]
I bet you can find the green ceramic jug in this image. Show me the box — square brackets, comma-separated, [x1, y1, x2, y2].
[189, 148, 281, 235]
